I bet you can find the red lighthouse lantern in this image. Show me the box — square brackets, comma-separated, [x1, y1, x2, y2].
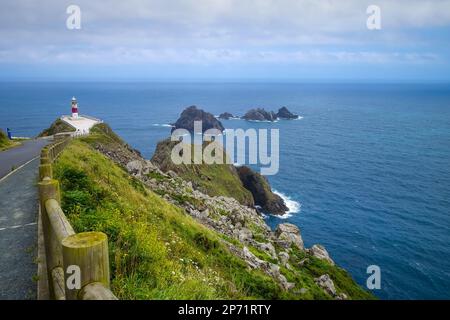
[71, 96, 79, 119]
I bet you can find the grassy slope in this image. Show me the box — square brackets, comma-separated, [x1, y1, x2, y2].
[54, 138, 374, 300]
[151, 139, 254, 206]
[0, 129, 19, 151]
[38, 119, 75, 137]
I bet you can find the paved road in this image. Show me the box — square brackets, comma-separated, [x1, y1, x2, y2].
[0, 158, 40, 299]
[0, 138, 50, 179]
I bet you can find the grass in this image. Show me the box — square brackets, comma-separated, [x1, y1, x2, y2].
[0, 129, 20, 151]
[53, 138, 374, 300]
[54, 140, 291, 299]
[38, 119, 75, 137]
[151, 139, 254, 206]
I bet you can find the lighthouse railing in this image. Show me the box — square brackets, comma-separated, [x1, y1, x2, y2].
[38, 137, 117, 300]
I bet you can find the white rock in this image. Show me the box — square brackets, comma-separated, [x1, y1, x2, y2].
[309, 244, 335, 265]
[275, 223, 304, 250]
[314, 274, 336, 297]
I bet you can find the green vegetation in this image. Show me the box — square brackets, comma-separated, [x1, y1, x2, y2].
[81, 123, 125, 146]
[54, 141, 286, 299]
[151, 139, 254, 206]
[38, 119, 75, 137]
[0, 129, 20, 151]
[53, 135, 373, 300]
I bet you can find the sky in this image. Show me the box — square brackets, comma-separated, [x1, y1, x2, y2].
[1, 0, 450, 82]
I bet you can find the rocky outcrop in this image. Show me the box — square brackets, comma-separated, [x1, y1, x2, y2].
[275, 223, 304, 250]
[237, 166, 288, 215]
[85, 122, 371, 299]
[276, 107, 299, 119]
[172, 106, 225, 133]
[314, 274, 336, 296]
[87, 123, 142, 165]
[218, 112, 234, 120]
[242, 108, 277, 122]
[308, 244, 334, 265]
[241, 107, 299, 121]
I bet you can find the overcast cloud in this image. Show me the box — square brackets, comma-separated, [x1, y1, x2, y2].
[1, 0, 450, 80]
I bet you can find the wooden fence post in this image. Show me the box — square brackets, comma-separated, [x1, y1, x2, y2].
[62, 232, 110, 300]
[41, 148, 49, 159]
[40, 157, 51, 165]
[38, 178, 62, 299]
[39, 164, 53, 180]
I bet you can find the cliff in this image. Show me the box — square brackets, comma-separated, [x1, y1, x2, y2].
[237, 166, 288, 215]
[151, 138, 254, 207]
[52, 123, 374, 300]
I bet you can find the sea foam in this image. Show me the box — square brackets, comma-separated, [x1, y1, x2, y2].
[273, 190, 301, 219]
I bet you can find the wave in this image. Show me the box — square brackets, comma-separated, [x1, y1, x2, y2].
[214, 116, 243, 120]
[272, 190, 301, 219]
[246, 119, 279, 123]
[152, 123, 174, 127]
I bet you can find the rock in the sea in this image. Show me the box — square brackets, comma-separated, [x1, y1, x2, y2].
[275, 223, 304, 250]
[314, 274, 336, 297]
[309, 244, 335, 265]
[276, 107, 299, 119]
[242, 108, 277, 122]
[218, 112, 234, 120]
[172, 105, 225, 133]
[237, 166, 288, 215]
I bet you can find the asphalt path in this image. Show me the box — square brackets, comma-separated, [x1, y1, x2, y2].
[0, 158, 40, 299]
[0, 138, 50, 179]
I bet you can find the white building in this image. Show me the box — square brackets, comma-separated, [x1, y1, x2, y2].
[61, 97, 102, 136]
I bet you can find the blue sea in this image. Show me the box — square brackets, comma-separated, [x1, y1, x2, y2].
[1, 81, 450, 299]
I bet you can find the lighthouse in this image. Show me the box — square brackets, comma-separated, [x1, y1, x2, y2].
[71, 96, 79, 119]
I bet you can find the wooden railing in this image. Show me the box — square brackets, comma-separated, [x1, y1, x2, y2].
[38, 137, 117, 300]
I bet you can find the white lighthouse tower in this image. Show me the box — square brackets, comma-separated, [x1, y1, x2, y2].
[61, 97, 102, 136]
[71, 96, 79, 119]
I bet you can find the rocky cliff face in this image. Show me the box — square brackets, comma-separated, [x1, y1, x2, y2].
[151, 138, 255, 207]
[122, 156, 346, 296]
[78, 123, 373, 300]
[236, 166, 288, 215]
[172, 106, 225, 133]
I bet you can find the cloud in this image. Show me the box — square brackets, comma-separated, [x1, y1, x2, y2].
[0, 0, 449, 68]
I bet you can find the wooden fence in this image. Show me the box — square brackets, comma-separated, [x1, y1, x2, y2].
[38, 137, 117, 300]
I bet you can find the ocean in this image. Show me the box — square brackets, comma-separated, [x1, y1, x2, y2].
[1, 81, 449, 299]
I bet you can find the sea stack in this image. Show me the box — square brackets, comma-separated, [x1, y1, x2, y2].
[172, 106, 225, 133]
[218, 112, 234, 120]
[242, 108, 277, 122]
[276, 107, 299, 119]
